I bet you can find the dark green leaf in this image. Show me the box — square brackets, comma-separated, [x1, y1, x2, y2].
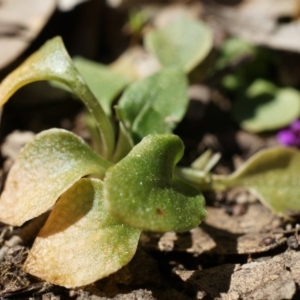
[117, 67, 188, 142]
[104, 134, 206, 232]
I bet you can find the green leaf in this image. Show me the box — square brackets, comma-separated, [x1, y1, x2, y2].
[191, 149, 221, 172]
[0, 36, 114, 159]
[73, 56, 129, 116]
[128, 8, 147, 35]
[246, 79, 277, 97]
[104, 134, 206, 232]
[24, 178, 141, 288]
[232, 79, 300, 132]
[0, 129, 112, 226]
[117, 67, 188, 142]
[216, 38, 255, 70]
[144, 16, 212, 72]
[110, 121, 134, 163]
[214, 147, 300, 217]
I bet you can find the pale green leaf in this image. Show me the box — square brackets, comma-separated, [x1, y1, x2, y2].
[191, 149, 221, 172]
[24, 178, 141, 288]
[0, 129, 112, 226]
[0, 36, 114, 159]
[117, 67, 188, 142]
[216, 38, 255, 70]
[214, 147, 300, 217]
[232, 79, 300, 132]
[104, 134, 206, 232]
[246, 79, 277, 97]
[144, 16, 212, 72]
[73, 56, 129, 116]
[110, 121, 134, 163]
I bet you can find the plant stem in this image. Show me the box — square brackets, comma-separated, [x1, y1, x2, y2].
[175, 167, 229, 191]
[70, 78, 115, 160]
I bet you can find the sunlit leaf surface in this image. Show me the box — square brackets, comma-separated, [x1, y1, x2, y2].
[24, 178, 141, 287]
[117, 67, 188, 142]
[215, 147, 300, 217]
[0, 129, 112, 226]
[104, 134, 206, 232]
[0, 36, 114, 159]
[145, 16, 212, 72]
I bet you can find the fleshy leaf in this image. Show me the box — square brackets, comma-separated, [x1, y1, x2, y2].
[144, 16, 212, 72]
[214, 147, 300, 217]
[117, 67, 188, 142]
[0, 129, 112, 226]
[104, 134, 206, 232]
[24, 178, 141, 288]
[191, 149, 221, 172]
[110, 121, 134, 163]
[0, 36, 114, 159]
[216, 38, 255, 70]
[73, 56, 129, 116]
[232, 79, 300, 132]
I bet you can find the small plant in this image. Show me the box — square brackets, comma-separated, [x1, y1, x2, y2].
[0, 17, 212, 287]
[216, 38, 300, 133]
[1, 16, 300, 289]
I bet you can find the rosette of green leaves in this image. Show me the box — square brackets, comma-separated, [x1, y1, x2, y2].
[0, 36, 206, 287]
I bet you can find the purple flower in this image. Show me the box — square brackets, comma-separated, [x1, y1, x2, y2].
[277, 120, 300, 147]
[290, 120, 300, 133]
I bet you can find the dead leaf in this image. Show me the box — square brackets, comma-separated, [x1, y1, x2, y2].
[236, 232, 286, 254]
[57, 0, 89, 11]
[177, 255, 296, 299]
[282, 250, 300, 286]
[149, 204, 284, 255]
[205, 204, 282, 234]
[0, 246, 30, 291]
[153, 3, 203, 28]
[1, 130, 35, 160]
[0, 0, 56, 69]
[105, 0, 138, 9]
[204, 0, 300, 52]
[143, 203, 286, 255]
[196, 229, 285, 255]
[200, 224, 286, 255]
